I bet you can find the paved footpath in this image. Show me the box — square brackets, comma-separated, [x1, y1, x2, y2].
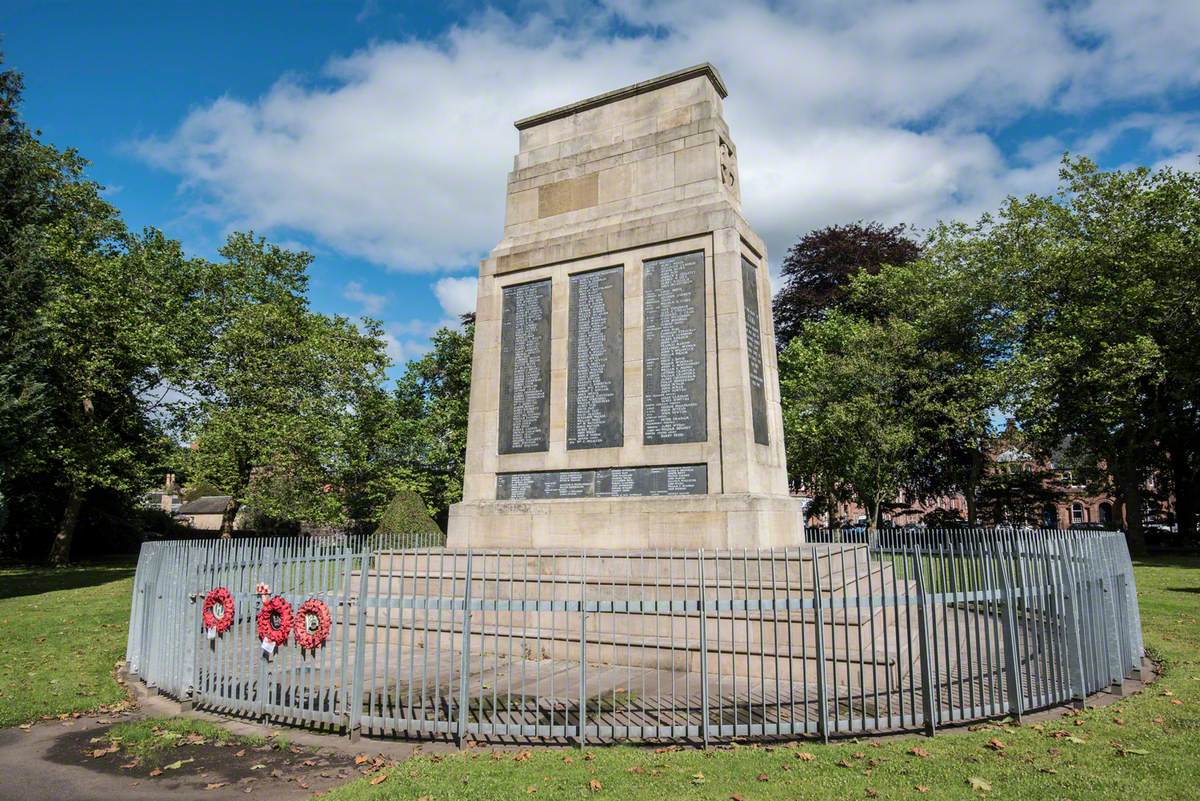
[0, 682, 453, 801]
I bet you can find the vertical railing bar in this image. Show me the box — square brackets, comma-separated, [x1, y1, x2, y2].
[456, 550, 474, 747]
[813, 549, 829, 743]
[698, 551, 710, 747]
[577, 552, 588, 748]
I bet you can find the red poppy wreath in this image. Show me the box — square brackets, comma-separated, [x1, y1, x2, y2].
[201, 587, 235, 634]
[257, 595, 293, 647]
[293, 598, 332, 649]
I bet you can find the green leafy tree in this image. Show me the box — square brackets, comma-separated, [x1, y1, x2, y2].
[986, 156, 1200, 552]
[390, 317, 474, 528]
[184, 234, 392, 535]
[0, 54, 203, 562]
[976, 465, 1062, 527]
[779, 311, 924, 530]
[845, 229, 1004, 524]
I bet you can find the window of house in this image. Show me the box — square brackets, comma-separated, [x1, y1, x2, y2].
[1071, 502, 1084, 524]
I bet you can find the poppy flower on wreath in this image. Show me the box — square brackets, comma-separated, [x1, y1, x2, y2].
[293, 598, 332, 650]
[256, 595, 293, 646]
[201, 587, 235, 634]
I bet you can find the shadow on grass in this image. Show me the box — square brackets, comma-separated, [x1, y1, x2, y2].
[0, 561, 136, 600]
[1133, 556, 1200, 569]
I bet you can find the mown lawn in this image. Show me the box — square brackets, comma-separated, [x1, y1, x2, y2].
[327, 557, 1200, 801]
[0, 561, 135, 727]
[2, 556, 1198, 800]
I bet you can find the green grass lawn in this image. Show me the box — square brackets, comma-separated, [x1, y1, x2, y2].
[2, 555, 1198, 800]
[0, 561, 135, 727]
[326, 556, 1200, 801]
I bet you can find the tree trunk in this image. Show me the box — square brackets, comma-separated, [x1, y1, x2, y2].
[48, 484, 84, 566]
[965, 449, 982, 526]
[1115, 464, 1145, 556]
[219, 500, 240, 539]
[1168, 447, 1198, 547]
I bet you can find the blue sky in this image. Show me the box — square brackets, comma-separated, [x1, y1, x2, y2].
[8, 1, 1200, 373]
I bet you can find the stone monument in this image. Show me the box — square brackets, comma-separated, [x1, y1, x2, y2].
[447, 64, 805, 549]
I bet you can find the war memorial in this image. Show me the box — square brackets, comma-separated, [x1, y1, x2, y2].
[123, 66, 1144, 747]
[447, 63, 805, 549]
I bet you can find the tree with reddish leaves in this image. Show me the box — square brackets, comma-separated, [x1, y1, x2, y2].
[772, 222, 921, 347]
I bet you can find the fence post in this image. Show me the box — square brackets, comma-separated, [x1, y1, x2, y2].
[456, 551, 474, 747]
[697, 551, 710, 749]
[181, 547, 198, 711]
[346, 547, 370, 741]
[1060, 537, 1087, 710]
[997, 546, 1025, 723]
[813, 556, 830, 743]
[914, 548, 937, 736]
[577, 553, 588, 748]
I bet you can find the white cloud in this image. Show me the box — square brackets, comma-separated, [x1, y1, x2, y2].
[432, 276, 478, 319]
[137, 0, 1200, 276]
[342, 280, 388, 315]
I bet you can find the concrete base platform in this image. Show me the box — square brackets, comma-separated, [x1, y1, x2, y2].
[446, 493, 807, 549]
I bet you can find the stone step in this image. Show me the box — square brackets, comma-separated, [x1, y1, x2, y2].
[348, 617, 910, 687]
[370, 545, 873, 579]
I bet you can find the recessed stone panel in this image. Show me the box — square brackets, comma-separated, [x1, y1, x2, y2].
[643, 251, 707, 445]
[497, 464, 707, 499]
[568, 266, 624, 449]
[742, 256, 769, 446]
[499, 279, 552, 454]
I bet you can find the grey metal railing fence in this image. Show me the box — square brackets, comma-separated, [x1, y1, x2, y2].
[126, 528, 1141, 745]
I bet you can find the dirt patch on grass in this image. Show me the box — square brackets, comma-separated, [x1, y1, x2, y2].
[47, 723, 391, 797]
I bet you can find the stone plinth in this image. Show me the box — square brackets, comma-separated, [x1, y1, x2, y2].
[448, 64, 807, 549]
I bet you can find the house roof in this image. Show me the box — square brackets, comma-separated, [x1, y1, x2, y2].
[177, 495, 233, 515]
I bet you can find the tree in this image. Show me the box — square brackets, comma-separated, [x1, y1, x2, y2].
[390, 317, 474, 528]
[976, 465, 1062, 527]
[986, 156, 1200, 553]
[0, 53, 203, 562]
[845, 228, 1004, 524]
[779, 311, 925, 530]
[184, 234, 392, 535]
[772, 222, 921, 347]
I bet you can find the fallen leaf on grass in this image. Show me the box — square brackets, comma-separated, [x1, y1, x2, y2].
[757, 772, 770, 782]
[968, 776, 992, 793]
[795, 751, 815, 761]
[910, 747, 930, 758]
[514, 750, 533, 762]
[627, 766, 645, 774]
[163, 758, 194, 770]
[691, 772, 706, 785]
[915, 785, 929, 793]
[354, 754, 368, 765]
[986, 738, 1006, 751]
[836, 759, 855, 769]
[563, 755, 574, 764]
[866, 789, 879, 798]
[149, 769, 162, 777]
[527, 786, 537, 794]
[370, 773, 388, 785]
[588, 779, 603, 792]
